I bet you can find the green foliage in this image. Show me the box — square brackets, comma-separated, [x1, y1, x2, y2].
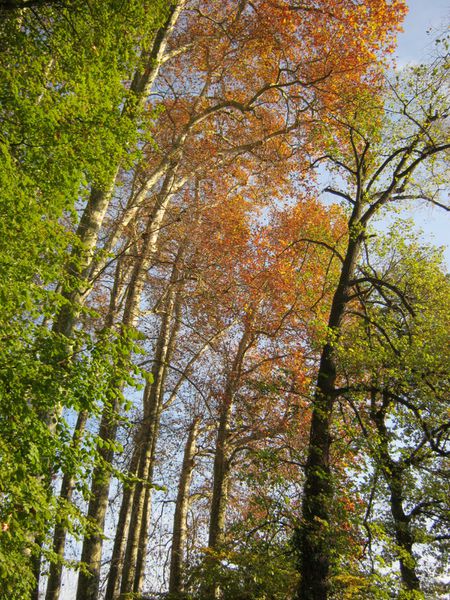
[0, 2, 169, 596]
[186, 542, 298, 600]
[0, 325, 142, 598]
[333, 225, 450, 596]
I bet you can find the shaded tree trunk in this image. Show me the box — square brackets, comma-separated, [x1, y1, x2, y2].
[47, 253, 128, 600]
[208, 399, 233, 551]
[204, 329, 251, 599]
[75, 265, 147, 600]
[296, 229, 362, 600]
[371, 392, 421, 595]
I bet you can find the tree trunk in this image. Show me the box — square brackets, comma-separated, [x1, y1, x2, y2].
[75, 396, 123, 600]
[119, 385, 161, 596]
[169, 417, 200, 595]
[208, 399, 233, 551]
[46, 0, 185, 437]
[120, 265, 183, 596]
[297, 230, 362, 600]
[76, 169, 180, 600]
[45, 410, 88, 600]
[390, 479, 421, 595]
[52, 0, 184, 340]
[103, 433, 142, 600]
[203, 329, 251, 599]
[133, 286, 184, 595]
[371, 393, 421, 595]
[47, 254, 128, 600]
[75, 267, 146, 600]
[133, 429, 159, 594]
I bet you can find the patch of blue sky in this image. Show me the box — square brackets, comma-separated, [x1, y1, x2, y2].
[392, 0, 449, 266]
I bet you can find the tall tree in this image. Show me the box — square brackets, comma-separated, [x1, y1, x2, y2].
[295, 60, 449, 600]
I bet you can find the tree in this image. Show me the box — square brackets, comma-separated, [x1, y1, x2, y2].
[295, 58, 449, 600]
[0, 2, 416, 597]
[0, 3, 169, 596]
[335, 231, 450, 598]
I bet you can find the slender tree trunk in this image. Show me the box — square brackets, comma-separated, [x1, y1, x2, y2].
[31, 538, 43, 600]
[76, 169, 180, 600]
[47, 254, 128, 600]
[75, 396, 124, 600]
[119, 387, 160, 596]
[371, 393, 421, 596]
[203, 329, 251, 599]
[53, 0, 185, 340]
[208, 330, 250, 549]
[103, 432, 142, 600]
[45, 410, 89, 600]
[120, 264, 183, 596]
[75, 270, 145, 600]
[133, 427, 159, 594]
[134, 294, 184, 595]
[169, 417, 200, 595]
[297, 230, 362, 600]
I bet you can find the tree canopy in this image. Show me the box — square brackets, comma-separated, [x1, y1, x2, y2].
[0, 2, 448, 600]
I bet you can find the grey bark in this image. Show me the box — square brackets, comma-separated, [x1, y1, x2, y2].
[169, 417, 200, 595]
[120, 258, 184, 596]
[45, 410, 89, 600]
[103, 432, 142, 600]
[208, 329, 251, 549]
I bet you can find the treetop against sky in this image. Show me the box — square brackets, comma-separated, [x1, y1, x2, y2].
[394, 0, 449, 265]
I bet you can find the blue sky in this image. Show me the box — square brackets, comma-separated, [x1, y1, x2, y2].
[397, 0, 449, 64]
[394, 0, 450, 267]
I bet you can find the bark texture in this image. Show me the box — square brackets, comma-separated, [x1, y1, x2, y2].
[371, 393, 421, 595]
[297, 228, 362, 600]
[169, 417, 200, 595]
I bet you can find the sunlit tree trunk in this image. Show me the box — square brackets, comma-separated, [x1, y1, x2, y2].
[76, 166, 182, 600]
[52, 1, 185, 340]
[120, 260, 183, 596]
[169, 417, 200, 595]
